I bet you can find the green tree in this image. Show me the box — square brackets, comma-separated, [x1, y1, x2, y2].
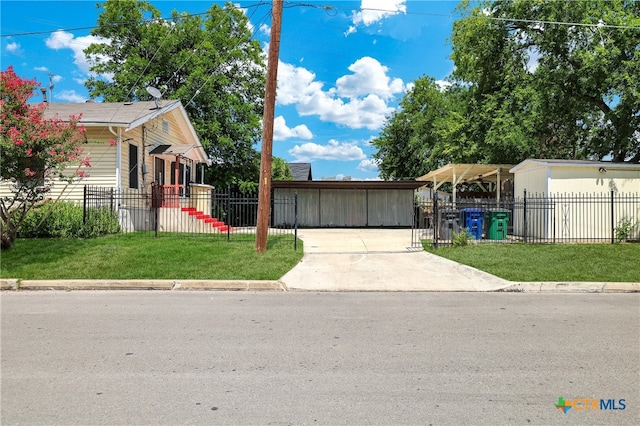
[271, 157, 293, 181]
[1, 67, 88, 250]
[84, 0, 266, 188]
[372, 77, 471, 180]
[451, 0, 640, 163]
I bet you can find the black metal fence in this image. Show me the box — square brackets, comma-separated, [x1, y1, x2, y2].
[83, 185, 299, 248]
[413, 191, 640, 247]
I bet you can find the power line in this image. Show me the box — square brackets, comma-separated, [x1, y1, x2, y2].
[5, 1, 638, 40]
[0, 2, 270, 38]
[186, 6, 272, 106]
[292, 2, 640, 30]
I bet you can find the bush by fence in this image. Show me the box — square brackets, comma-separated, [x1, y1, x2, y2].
[19, 200, 120, 238]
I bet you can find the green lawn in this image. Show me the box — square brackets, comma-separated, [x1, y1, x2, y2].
[424, 242, 640, 282]
[0, 233, 304, 280]
[2, 234, 638, 283]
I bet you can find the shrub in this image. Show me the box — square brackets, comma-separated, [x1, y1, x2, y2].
[615, 217, 640, 243]
[82, 206, 121, 237]
[19, 201, 119, 238]
[452, 228, 471, 247]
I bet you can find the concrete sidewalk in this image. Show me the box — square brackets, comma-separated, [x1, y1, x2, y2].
[1, 229, 638, 292]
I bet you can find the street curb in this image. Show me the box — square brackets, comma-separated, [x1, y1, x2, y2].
[498, 282, 640, 293]
[1, 279, 286, 292]
[1, 279, 637, 293]
[0, 279, 19, 290]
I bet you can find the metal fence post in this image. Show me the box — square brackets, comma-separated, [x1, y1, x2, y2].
[153, 187, 159, 238]
[226, 185, 231, 242]
[523, 189, 528, 243]
[611, 190, 615, 244]
[294, 191, 298, 251]
[433, 194, 439, 248]
[83, 185, 88, 225]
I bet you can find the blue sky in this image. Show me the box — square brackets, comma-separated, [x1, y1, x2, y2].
[1, 0, 459, 180]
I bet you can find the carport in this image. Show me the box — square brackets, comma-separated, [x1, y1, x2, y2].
[417, 164, 515, 203]
[272, 180, 423, 227]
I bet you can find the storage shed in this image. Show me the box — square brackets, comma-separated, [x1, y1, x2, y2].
[509, 159, 640, 241]
[509, 159, 640, 196]
[272, 180, 423, 227]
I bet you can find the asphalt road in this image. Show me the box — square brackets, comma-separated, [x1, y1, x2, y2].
[1, 291, 638, 425]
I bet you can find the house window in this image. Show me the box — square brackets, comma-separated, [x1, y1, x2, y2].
[129, 143, 139, 189]
[162, 120, 169, 133]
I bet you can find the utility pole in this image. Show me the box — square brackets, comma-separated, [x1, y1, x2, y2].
[256, 0, 283, 253]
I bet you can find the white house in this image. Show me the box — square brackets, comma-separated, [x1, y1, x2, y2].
[1, 100, 219, 232]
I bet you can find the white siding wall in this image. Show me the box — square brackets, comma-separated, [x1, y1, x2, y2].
[513, 165, 548, 197]
[548, 167, 640, 194]
[0, 142, 116, 204]
[512, 165, 548, 237]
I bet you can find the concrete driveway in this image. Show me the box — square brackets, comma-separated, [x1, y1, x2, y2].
[281, 228, 511, 291]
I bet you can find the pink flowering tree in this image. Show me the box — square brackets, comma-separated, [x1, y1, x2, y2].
[0, 66, 89, 250]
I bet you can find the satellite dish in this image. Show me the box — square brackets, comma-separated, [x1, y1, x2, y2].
[146, 86, 162, 98]
[146, 86, 162, 109]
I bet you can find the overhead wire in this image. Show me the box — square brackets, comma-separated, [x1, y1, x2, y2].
[185, 5, 272, 106]
[52, 1, 270, 182]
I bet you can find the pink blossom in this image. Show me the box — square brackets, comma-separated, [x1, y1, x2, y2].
[15, 138, 24, 146]
[26, 148, 33, 157]
[109, 138, 117, 147]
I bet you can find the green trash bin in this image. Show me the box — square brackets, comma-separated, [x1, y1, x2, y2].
[486, 209, 510, 240]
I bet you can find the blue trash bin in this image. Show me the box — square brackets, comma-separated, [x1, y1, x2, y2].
[461, 208, 484, 240]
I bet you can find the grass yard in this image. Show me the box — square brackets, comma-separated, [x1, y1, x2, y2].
[425, 242, 640, 282]
[0, 233, 304, 281]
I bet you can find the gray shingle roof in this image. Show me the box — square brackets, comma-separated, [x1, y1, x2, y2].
[42, 100, 181, 130]
[289, 162, 312, 181]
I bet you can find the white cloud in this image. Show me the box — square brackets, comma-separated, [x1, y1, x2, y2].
[526, 46, 541, 73]
[277, 57, 404, 130]
[334, 56, 403, 99]
[273, 116, 313, 141]
[259, 23, 270, 36]
[435, 80, 452, 91]
[289, 140, 366, 162]
[45, 30, 110, 75]
[55, 90, 86, 103]
[5, 42, 20, 53]
[358, 158, 380, 172]
[34, 66, 49, 72]
[349, 0, 406, 34]
[276, 61, 324, 105]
